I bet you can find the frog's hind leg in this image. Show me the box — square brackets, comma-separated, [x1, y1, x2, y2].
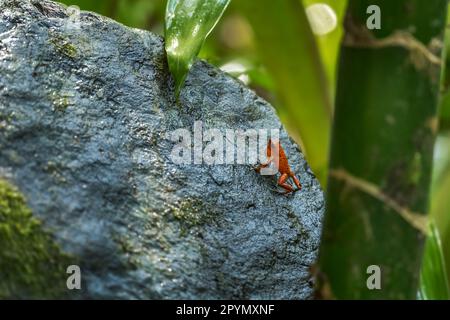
[278, 173, 295, 194]
[290, 174, 302, 191]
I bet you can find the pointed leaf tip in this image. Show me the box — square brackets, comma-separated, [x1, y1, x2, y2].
[165, 0, 231, 98]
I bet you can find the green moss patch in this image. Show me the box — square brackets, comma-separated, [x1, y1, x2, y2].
[49, 33, 77, 59]
[48, 91, 74, 113]
[172, 198, 215, 227]
[171, 198, 219, 236]
[0, 179, 74, 299]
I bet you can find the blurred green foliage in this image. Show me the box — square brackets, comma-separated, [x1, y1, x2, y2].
[431, 6, 450, 291]
[60, 0, 165, 33]
[431, 133, 450, 289]
[238, 0, 332, 183]
[319, 0, 447, 299]
[419, 221, 450, 300]
[303, 0, 347, 98]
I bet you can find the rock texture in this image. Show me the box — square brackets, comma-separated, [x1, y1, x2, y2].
[0, 0, 324, 299]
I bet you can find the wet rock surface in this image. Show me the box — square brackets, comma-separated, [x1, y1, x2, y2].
[0, 0, 324, 299]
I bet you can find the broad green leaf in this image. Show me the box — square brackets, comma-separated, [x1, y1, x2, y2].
[165, 0, 231, 97]
[238, 0, 332, 184]
[302, 0, 348, 100]
[431, 134, 450, 290]
[420, 221, 450, 300]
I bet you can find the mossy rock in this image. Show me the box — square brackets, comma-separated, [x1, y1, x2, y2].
[0, 179, 74, 299]
[49, 32, 77, 59]
[0, 0, 324, 299]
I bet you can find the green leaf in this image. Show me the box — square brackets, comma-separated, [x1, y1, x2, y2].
[430, 135, 450, 291]
[440, 99, 450, 131]
[302, 0, 348, 99]
[420, 221, 450, 300]
[165, 0, 231, 97]
[237, 0, 332, 184]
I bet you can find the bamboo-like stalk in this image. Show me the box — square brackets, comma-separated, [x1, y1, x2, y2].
[317, 0, 448, 299]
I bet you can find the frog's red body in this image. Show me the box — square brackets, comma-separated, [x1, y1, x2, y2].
[255, 139, 302, 194]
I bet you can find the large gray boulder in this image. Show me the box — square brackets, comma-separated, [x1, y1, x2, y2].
[0, 0, 324, 299]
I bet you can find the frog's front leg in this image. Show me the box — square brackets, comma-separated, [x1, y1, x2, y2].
[254, 157, 273, 173]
